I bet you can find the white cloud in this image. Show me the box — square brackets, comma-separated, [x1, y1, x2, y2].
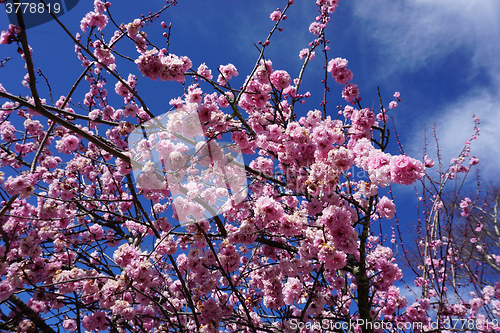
[352, 0, 500, 78]
[409, 88, 500, 180]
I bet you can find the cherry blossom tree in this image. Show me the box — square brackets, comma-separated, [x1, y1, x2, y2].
[439, 181, 500, 285]
[0, 0, 499, 332]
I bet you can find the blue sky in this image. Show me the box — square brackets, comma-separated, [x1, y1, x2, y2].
[1, 0, 498, 241]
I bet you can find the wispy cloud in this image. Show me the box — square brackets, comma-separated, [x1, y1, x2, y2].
[412, 89, 500, 179]
[352, 0, 500, 78]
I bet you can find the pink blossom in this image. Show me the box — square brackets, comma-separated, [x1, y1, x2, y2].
[299, 48, 315, 60]
[155, 234, 177, 255]
[331, 276, 345, 290]
[9, 24, 22, 34]
[283, 85, 296, 97]
[114, 74, 136, 103]
[255, 196, 284, 224]
[0, 121, 16, 141]
[460, 197, 472, 217]
[317, 0, 339, 12]
[342, 83, 359, 102]
[309, 22, 325, 36]
[217, 63, 238, 85]
[82, 311, 107, 331]
[270, 70, 291, 90]
[283, 277, 302, 305]
[470, 155, 479, 165]
[232, 131, 250, 150]
[56, 135, 80, 154]
[94, 46, 116, 70]
[388, 101, 398, 109]
[389, 155, 425, 185]
[238, 79, 271, 111]
[126, 257, 153, 285]
[279, 214, 303, 237]
[200, 298, 223, 324]
[229, 220, 257, 244]
[135, 32, 148, 53]
[218, 242, 240, 272]
[319, 245, 347, 270]
[254, 60, 273, 84]
[93, 0, 107, 14]
[186, 86, 203, 104]
[113, 243, 140, 268]
[0, 31, 12, 45]
[197, 63, 213, 80]
[126, 18, 142, 38]
[63, 319, 77, 332]
[80, 11, 108, 32]
[491, 300, 500, 317]
[469, 297, 484, 313]
[4, 174, 36, 198]
[135, 50, 192, 82]
[377, 196, 396, 220]
[111, 300, 135, 320]
[332, 229, 358, 254]
[328, 58, 353, 84]
[425, 158, 435, 168]
[0, 281, 13, 301]
[270, 9, 282, 22]
[311, 124, 340, 152]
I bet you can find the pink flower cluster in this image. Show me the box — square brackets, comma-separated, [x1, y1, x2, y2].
[367, 245, 403, 290]
[299, 48, 315, 61]
[270, 70, 292, 90]
[309, 22, 326, 36]
[94, 44, 116, 70]
[172, 196, 205, 223]
[126, 18, 142, 38]
[377, 196, 396, 219]
[342, 83, 359, 103]
[318, 204, 358, 254]
[135, 49, 192, 82]
[4, 173, 36, 198]
[328, 58, 353, 85]
[197, 63, 213, 80]
[317, 0, 339, 13]
[389, 155, 426, 185]
[460, 197, 472, 217]
[217, 63, 238, 86]
[254, 196, 284, 227]
[55, 134, 80, 154]
[82, 311, 107, 331]
[352, 140, 425, 186]
[327, 58, 359, 102]
[0, 24, 21, 45]
[238, 78, 272, 112]
[0, 120, 16, 141]
[378, 286, 408, 316]
[80, 1, 109, 33]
